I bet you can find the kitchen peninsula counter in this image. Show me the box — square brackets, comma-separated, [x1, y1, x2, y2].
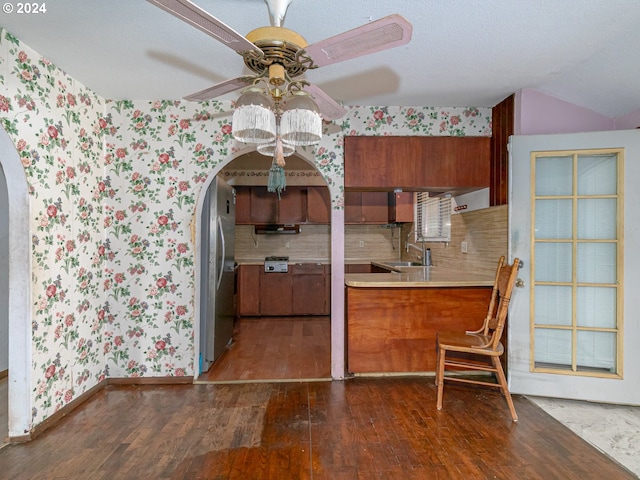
[345, 265, 495, 374]
[345, 266, 494, 288]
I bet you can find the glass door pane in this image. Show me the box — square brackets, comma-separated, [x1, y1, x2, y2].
[531, 151, 621, 376]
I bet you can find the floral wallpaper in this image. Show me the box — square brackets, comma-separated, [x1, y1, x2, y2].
[0, 30, 106, 426]
[0, 29, 491, 430]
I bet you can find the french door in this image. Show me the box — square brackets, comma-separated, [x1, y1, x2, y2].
[508, 129, 640, 404]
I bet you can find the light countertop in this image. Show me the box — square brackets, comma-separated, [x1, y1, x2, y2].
[345, 266, 494, 288]
[236, 258, 329, 265]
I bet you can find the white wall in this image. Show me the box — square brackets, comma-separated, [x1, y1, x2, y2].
[0, 162, 8, 372]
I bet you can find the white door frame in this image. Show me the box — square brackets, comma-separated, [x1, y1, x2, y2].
[508, 129, 640, 404]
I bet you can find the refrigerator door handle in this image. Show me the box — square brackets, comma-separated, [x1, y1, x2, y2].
[216, 216, 225, 290]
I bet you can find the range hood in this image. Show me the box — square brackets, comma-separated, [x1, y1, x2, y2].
[254, 224, 301, 235]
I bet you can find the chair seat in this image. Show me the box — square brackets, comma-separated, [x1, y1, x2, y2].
[437, 331, 504, 356]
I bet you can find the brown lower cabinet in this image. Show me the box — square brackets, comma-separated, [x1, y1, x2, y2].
[291, 263, 327, 315]
[237, 265, 260, 315]
[237, 264, 330, 316]
[260, 271, 293, 315]
[346, 285, 493, 373]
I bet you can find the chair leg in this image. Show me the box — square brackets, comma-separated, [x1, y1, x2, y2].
[492, 356, 518, 422]
[436, 347, 446, 411]
[434, 341, 440, 386]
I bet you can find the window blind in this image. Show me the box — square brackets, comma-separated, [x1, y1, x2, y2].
[414, 193, 451, 242]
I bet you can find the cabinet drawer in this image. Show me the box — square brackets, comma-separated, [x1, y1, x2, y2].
[291, 263, 325, 275]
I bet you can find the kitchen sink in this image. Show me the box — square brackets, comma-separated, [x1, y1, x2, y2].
[384, 261, 424, 267]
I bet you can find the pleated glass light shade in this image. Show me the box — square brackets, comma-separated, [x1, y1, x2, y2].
[232, 88, 277, 144]
[280, 92, 322, 146]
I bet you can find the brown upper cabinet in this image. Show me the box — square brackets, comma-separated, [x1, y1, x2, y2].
[235, 186, 331, 225]
[390, 192, 413, 223]
[344, 192, 389, 224]
[344, 136, 490, 194]
[235, 187, 252, 224]
[306, 186, 331, 223]
[345, 191, 413, 224]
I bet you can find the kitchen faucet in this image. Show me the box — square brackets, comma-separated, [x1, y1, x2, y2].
[405, 229, 432, 266]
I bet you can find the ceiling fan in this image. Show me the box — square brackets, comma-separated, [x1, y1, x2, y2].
[146, 0, 413, 121]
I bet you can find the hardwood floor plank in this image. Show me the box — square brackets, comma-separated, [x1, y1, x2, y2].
[199, 317, 331, 382]
[0, 379, 636, 479]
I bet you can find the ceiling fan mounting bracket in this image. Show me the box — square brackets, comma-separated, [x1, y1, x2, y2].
[243, 26, 313, 79]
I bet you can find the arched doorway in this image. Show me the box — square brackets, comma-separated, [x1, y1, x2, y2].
[0, 127, 31, 440]
[193, 148, 334, 382]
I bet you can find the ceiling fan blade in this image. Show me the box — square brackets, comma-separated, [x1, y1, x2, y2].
[146, 0, 262, 55]
[184, 76, 254, 101]
[304, 14, 412, 68]
[303, 83, 348, 121]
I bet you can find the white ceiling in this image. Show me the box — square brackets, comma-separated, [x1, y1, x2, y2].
[3, 0, 640, 118]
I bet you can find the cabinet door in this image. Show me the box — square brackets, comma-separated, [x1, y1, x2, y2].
[259, 271, 293, 315]
[291, 264, 326, 315]
[344, 191, 363, 223]
[307, 186, 331, 224]
[235, 187, 252, 224]
[344, 136, 418, 188]
[344, 136, 490, 191]
[278, 187, 307, 223]
[345, 191, 389, 224]
[345, 264, 372, 273]
[361, 192, 389, 223]
[390, 192, 414, 223]
[250, 188, 278, 223]
[237, 265, 260, 315]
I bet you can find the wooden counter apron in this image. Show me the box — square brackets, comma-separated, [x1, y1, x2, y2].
[345, 268, 495, 374]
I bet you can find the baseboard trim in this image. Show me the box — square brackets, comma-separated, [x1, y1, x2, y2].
[107, 376, 194, 386]
[7, 375, 195, 443]
[16, 379, 108, 443]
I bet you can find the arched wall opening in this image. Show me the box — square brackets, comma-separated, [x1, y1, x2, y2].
[192, 145, 344, 379]
[0, 126, 32, 438]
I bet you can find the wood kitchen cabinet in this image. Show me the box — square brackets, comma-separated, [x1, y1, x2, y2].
[259, 270, 293, 315]
[249, 187, 278, 223]
[235, 186, 330, 225]
[344, 191, 389, 224]
[390, 192, 413, 223]
[235, 187, 251, 224]
[345, 264, 373, 273]
[291, 264, 328, 315]
[346, 285, 492, 373]
[238, 263, 330, 316]
[344, 136, 490, 193]
[237, 265, 260, 315]
[250, 187, 307, 224]
[306, 186, 331, 223]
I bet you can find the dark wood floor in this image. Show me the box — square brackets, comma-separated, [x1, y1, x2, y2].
[0, 379, 635, 479]
[198, 317, 331, 382]
[1, 318, 634, 478]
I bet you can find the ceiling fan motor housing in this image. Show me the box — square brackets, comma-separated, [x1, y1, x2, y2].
[244, 26, 311, 79]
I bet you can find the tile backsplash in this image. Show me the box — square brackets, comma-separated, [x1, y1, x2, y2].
[234, 224, 399, 262]
[402, 204, 508, 274]
[235, 204, 508, 271]
[235, 225, 331, 261]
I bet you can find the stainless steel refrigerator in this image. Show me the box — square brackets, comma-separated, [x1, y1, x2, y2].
[200, 176, 236, 373]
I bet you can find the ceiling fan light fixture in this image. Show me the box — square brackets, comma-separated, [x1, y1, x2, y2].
[280, 91, 322, 146]
[257, 135, 295, 157]
[232, 88, 277, 144]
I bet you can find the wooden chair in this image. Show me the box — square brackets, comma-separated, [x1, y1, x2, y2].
[435, 255, 520, 421]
